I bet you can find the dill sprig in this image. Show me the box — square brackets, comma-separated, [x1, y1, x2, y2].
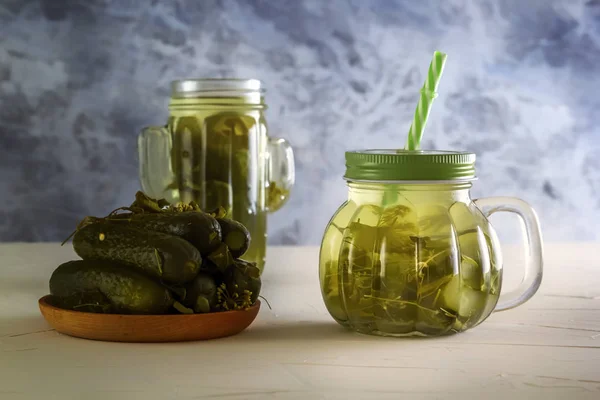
[216, 283, 253, 311]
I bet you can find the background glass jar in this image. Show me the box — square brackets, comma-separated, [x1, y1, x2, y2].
[138, 79, 295, 273]
[319, 150, 543, 337]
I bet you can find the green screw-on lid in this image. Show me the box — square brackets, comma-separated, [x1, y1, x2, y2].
[344, 150, 476, 181]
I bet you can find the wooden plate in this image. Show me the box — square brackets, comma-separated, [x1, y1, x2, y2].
[38, 295, 260, 343]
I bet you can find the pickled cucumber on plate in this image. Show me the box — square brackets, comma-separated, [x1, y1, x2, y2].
[217, 259, 262, 310]
[216, 218, 251, 258]
[182, 272, 218, 313]
[50, 260, 174, 314]
[52, 190, 262, 315]
[73, 221, 201, 284]
[203, 242, 235, 273]
[123, 211, 222, 256]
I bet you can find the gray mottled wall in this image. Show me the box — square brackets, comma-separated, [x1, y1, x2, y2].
[1, 0, 599, 244]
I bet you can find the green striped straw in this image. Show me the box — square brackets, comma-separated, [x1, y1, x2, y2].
[405, 51, 448, 150]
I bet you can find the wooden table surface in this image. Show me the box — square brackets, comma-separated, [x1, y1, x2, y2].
[1, 243, 599, 400]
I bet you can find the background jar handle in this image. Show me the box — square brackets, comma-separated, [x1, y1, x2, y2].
[137, 126, 173, 199]
[266, 137, 295, 212]
[473, 196, 544, 312]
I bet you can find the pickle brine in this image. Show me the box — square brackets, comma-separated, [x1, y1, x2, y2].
[319, 185, 503, 336]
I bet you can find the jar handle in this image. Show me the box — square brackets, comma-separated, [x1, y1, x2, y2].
[473, 196, 544, 311]
[137, 126, 174, 199]
[266, 137, 295, 212]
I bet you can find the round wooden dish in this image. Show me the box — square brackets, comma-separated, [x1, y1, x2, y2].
[38, 295, 260, 343]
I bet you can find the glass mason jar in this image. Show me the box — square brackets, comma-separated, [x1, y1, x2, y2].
[138, 79, 295, 273]
[319, 150, 543, 337]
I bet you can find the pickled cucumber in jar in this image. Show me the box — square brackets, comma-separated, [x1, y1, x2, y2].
[138, 80, 295, 274]
[321, 198, 502, 337]
[164, 112, 266, 269]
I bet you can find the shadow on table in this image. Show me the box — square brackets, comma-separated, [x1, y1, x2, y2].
[238, 321, 382, 342]
[236, 321, 461, 344]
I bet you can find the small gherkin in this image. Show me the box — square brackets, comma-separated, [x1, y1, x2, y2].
[217, 259, 262, 311]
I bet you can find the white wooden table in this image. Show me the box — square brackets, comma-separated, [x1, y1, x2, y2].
[1, 243, 599, 400]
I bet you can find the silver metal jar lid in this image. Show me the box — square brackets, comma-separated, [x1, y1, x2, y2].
[171, 79, 264, 98]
